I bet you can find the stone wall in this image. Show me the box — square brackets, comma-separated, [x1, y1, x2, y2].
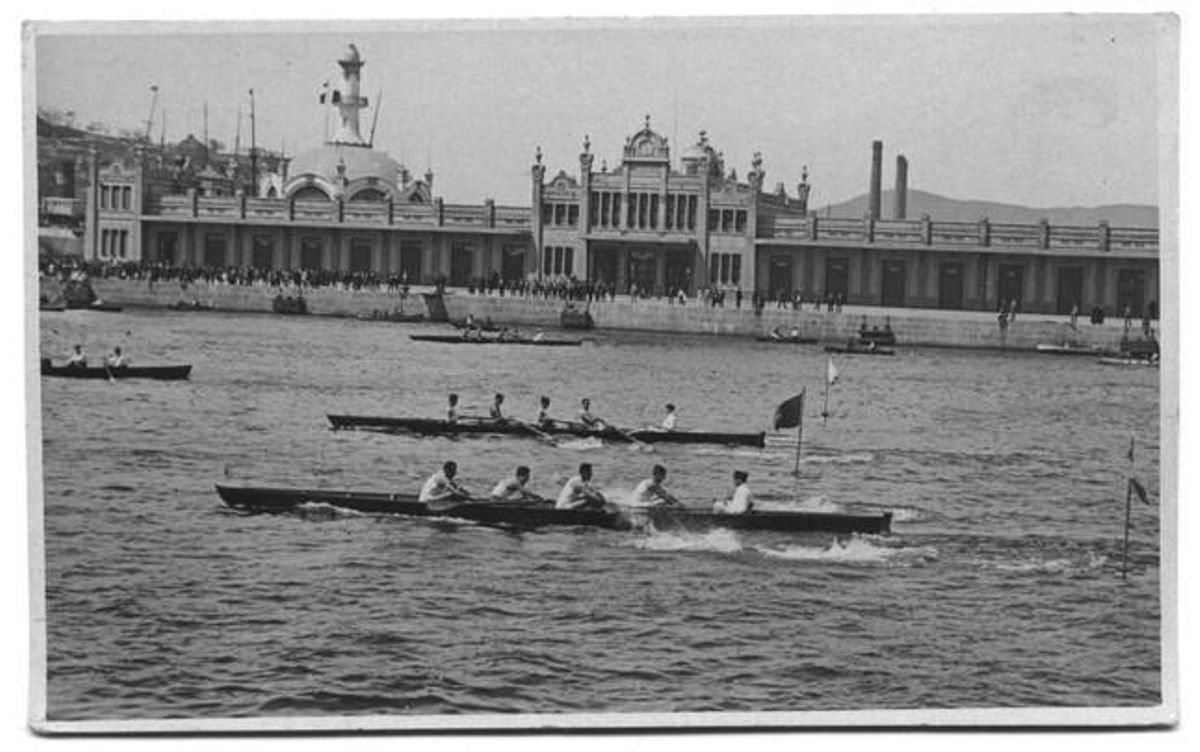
[46, 278, 1147, 352]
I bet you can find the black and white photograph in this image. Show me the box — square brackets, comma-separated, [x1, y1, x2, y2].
[19, 6, 1181, 735]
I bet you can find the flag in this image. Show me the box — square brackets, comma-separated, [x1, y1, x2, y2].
[1129, 477, 1150, 505]
[774, 389, 805, 430]
[826, 357, 840, 386]
[1127, 435, 1135, 463]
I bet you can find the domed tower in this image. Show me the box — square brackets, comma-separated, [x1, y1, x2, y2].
[331, 44, 368, 146]
[679, 130, 724, 180]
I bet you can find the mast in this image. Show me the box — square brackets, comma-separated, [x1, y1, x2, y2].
[368, 89, 382, 147]
[234, 103, 241, 158]
[249, 88, 258, 194]
[145, 85, 159, 142]
[203, 101, 209, 163]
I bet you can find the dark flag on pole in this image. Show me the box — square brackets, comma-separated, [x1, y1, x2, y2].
[774, 390, 806, 430]
[1129, 477, 1150, 505]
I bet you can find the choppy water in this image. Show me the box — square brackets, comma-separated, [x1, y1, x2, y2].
[36, 309, 1162, 721]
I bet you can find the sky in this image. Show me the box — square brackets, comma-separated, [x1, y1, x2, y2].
[30, 14, 1171, 209]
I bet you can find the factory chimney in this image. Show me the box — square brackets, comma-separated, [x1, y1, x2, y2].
[894, 155, 908, 220]
[869, 140, 883, 220]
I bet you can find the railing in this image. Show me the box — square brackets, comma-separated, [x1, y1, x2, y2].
[872, 219, 923, 244]
[41, 197, 84, 218]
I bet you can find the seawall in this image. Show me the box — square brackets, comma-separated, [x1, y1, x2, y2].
[47, 278, 1145, 353]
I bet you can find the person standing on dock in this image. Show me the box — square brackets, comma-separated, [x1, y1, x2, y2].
[713, 470, 754, 514]
[556, 463, 608, 510]
[418, 461, 471, 504]
[490, 393, 507, 422]
[629, 464, 683, 508]
[660, 404, 678, 431]
[489, 466, 545, 504]
[447, 394, 460, 423]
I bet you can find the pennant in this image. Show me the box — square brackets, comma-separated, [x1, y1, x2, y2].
[1129, 477, 1150, 505]
[1127, 435, 1135, 464]
[774, 389, 806, 430]
[826, 357, 840, 386]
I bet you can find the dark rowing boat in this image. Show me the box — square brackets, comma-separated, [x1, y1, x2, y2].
[215, 485, 892, 535]
[40, 360, 192, 380]
[757, 332, 819, 345]
[824, 342, 896, 356]
[1035, 342, 1101, 356]
[327, 414, 767, 448]
[410, 334, 583, 347]
[65, 301, 123, 313]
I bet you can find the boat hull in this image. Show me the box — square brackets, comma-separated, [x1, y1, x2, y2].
[327, 414, 767, 448]
[824, 344, 896, 356]
[410, 334, 582, 346]
[756, 335, 819, 345]
[40, 362, 192, 380]
[215, 485, 892, 535]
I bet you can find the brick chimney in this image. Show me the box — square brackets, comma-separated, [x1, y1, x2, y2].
[894, 155, 908, 220]
[869, 140, 883, 220]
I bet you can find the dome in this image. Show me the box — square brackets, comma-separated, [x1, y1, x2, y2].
[339, 44, 362, 65]
[284, 143, 403, 199]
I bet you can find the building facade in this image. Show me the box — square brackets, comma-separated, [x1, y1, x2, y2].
[79, 44, 1161, 316]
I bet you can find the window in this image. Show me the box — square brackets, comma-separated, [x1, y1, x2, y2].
[542, 203, 552, 224]
[708, 210, 720, 231]
[252, 236, 274, 269]
[665, 195, 675, 230]
[627, 194, 637, 227]
[731, 255, 741, 285]
[554, 204, 566, 226]
[568, 204, 579, 227]
[99, 229, 107, 257]
[721, 210, 733, 232]
[720, 253, 731, 283]
[543, 247, 553, 276]
[118, 230, 128, 258]
[204, 235, 227, 267]
[100, 185, 110, 210]
[650, 195, 659, 229]
[735, 210, 747, 233]
[122, 187, 132, 210]
[589, 192, 599, 226]
[563, 247, 574, 276]
[612, 193, 622, 226]
[600, 193, 610, 227]
[300, 238, 323, 269]
[687, 196, 697, 230]
[709, 254, 719, 283]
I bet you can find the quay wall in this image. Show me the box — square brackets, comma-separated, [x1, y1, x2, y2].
[54, 278, 1142, 353]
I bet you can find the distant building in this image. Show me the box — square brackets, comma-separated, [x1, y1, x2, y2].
[75, 43, 1160, 316]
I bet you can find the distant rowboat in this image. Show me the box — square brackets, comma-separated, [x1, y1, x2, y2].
[40, 361, 192, 380]
[410, 334, 582, 347]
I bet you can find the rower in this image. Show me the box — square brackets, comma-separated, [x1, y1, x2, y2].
[660, 403, 678, 431]
[536, 396, 552, 427]
[490, 393, 506, 422]
[105, 346, 130, 369]
[489, 465, 545, 505]
[66, 344, 87, 369]
[556, 463, 608, 510]
[713, 470, 754, 515]
[629, 464, 683, 508]
[447, 393, 460, 423]
[578, 398, 601, 428]
[418, 461, 471, 504]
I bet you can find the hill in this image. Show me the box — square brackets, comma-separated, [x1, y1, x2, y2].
[814, 189, 1158, 228]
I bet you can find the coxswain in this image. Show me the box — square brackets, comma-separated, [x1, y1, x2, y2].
[629, 464, 683, 508]
[418, 461, 471, 504]
[555, 463, 608, 510]
[536, 396, 552, 427]
[660, 403, 678, 431]
[489, 393, 507, 422]
[489, 465, 545, 504]
[105, 346, 130, 369]
[713, 470, 754, 514]
[578, 398, 601, 428]
[447, 393, 460, 423]
[66, 344, 87, 369]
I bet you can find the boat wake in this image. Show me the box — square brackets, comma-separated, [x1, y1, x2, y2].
[972, 551, 1110, 575]
[801, 452, 874, 465]
[556, 437, 605, 451]
[759, 536, 939, 565]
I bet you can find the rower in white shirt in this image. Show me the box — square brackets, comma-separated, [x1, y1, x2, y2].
[446, 393, 460, 423]
[556, 463, 608, 510]
[713, 470, 754, 515]
[489, 393, 507, 422]
[536, 396, 552, 427]
[628, 464, 683, 508]
[660, 403, 677, 431]
[577, 398, 601, 428]
[66, 344, 87, 369]
[418, 461, 471, 504]
[489, 465, 545, 504]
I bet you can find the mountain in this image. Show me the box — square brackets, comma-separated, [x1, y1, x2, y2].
[814, 189, 1158, 228]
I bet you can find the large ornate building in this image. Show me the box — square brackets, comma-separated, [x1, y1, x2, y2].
[79, 44, 1160, 315]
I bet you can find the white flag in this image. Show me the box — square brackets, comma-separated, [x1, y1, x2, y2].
[826, 356, 840, 386]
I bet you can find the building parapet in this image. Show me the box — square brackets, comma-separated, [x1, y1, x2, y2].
[41, 196, 85, 219]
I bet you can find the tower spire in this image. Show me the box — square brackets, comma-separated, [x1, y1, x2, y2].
[330, 43, 369, 146]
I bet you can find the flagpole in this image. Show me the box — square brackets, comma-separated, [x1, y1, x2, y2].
[793, 390, 805, 475]
[1122, 433, 1135, 580]
[822, 373, 831, 426]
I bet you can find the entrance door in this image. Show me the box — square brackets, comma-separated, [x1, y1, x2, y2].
[450, 243, 474, 286]
[769, 255, 793, 297]
[825, 258, 849, 299]
[156, 233, 178, 265]
[592, 246, 618, 287]
[501, 246, 526, 282]
[1116, 268, 1147, 316]
[349, 239, 372, 272]
[300, 238, 324, 269]
[881, 260, 906, 307]
[938, 262, 964, 309]
[664, 249, 692, 294]
[997, 264, 1024, 309]
[627, 249, 657, 295]
[399, 241, 422, 282]
[203, 235, 227, 268]
[252, 236, 274, 269]
[1056, 266, 1084, 315]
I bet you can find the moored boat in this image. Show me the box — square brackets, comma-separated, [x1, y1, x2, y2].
[757, 328, 818, 345]
[1035, 342, 1101, 356]
[327, 414, 767, 447]
[65, 301, 123, 312]
[1097, 356, 1159, 367]
[410, 333, 582, 347]
[560, 306, 595, 330]
[215, 484, 892, 535]
[824, 342, 896, 356]
[40, 360, 192, 380]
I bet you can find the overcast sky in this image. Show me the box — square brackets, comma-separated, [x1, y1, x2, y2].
[32, 15, 1170, 209]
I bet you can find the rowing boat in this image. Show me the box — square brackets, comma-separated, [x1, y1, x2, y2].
[1035, 342, 1101, 356]
[327, 414, 767, 447]
[823, 343, 896, 356]
[410, 334, 583, 347]
[40, 361, 192, 380]
[1097, 356, 1158, 367]
[756, 333, 819, 345]
[65, 301, 123, 313]
[215, 484, 892, 535]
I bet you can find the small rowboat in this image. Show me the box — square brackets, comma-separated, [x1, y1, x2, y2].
[410, 334, 582, 347]
[823, 343, 896, 356]
[1097, 356, 1158, 367]
[757, 333, 819, 345]
[65, 301, 123, 313]
[327, 414, 767, 448]
[215, 485, 893, 535]
[1035, 342, 1100, 356]
[40, 360, 192, 380]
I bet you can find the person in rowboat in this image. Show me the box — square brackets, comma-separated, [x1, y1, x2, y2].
[65, 344, 87, 369]
[418, 461, 471, 504]
[556, 463, 608, 510]
[489, 466, 547, 505]
[104, 346, 130, 369]
[713, 470, 754, 514]
[629, 464, 683, 508]
[536, 396, 552, 427]
[447, 393, 460, 423]
[659, 403, 677, 431]
[578, 398, 601, 428]
[490, 393, 507, 423]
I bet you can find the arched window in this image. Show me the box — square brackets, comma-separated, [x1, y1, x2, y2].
[292, 186, 331, 201]
[349, 188, 388, 202]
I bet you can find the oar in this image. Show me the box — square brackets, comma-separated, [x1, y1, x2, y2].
[597, 417, 653, 452]
[514, 420, 559, 447]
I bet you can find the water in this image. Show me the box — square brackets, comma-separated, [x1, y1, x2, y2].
[37, 309, 1162, 720]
